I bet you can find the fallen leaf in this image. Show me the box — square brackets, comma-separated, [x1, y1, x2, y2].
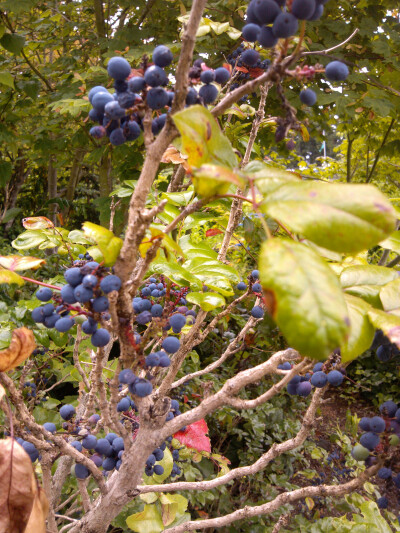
[0, 329, 36, 372]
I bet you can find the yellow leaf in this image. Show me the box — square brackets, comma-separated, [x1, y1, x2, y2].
[22, 217, 54, 230]
[305, 497, 314, 510]
[300, 123, 309, 142]
[0, 269, 24, 286]
[0, 255, 45, 271]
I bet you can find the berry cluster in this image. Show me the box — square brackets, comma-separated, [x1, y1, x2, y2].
[284, 360, 345, 397]
[351, 400, 400, 511]
[87, 46, 232, 145]
[15, 391, 186, 484]
[31, 255, 120, 349]
[236, 269, 266, 319]
[240, 0, 349, 109]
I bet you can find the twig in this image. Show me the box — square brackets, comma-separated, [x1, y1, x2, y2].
[302, 29, 359, 56]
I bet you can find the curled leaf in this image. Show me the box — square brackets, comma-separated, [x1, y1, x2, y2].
[0, 438, 37, 533]
[22, 217, 54, 230]
[0, 328, 36, 372]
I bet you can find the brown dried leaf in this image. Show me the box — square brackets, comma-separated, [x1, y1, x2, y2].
[0, 328, 36, 372]
[161, 146, 190, 172]
[24, 487, 48, 533]
[0, 438, 36, 533]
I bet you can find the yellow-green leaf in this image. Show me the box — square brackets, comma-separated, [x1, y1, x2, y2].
[368, 308, 400, 349]
[380, 278, 400, 312]
[341, 295, 375, 362]
[259, 239, 349, 360]
[0, 255, 45, 271]
[82, 222, 123, 266]
[186, 291, 225, 311]
[126, 504, 164, 533]
[191, 163, 244, 198]
[0, 268, 24, 285]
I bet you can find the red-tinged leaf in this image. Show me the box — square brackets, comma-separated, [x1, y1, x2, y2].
[222, 63, 232, 74]
[22, 217, 54, 230]
[183, 395, 189, 404]
[236, 66, 249, 74]
[248, 67, 265, 79]
[206, 228, 223, 237]
[174, 419, 211, 453]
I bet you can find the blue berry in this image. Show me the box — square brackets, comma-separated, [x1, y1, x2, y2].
[380, 401, 398, 418]
[199, 84, 218, 104]
[200, 70, 215, 84]
[44, 313, 60, 328]
[82, 318, 98, 335]
[278, 362, 291, 370]
[310, 371, 327, 388]
[107, 57, 131, 80]
[91, 328, 110, 347]
[145, 352, 160, 367]
[242, 23, 261, 42]
[153, 464, 164, 476]
[151, 304, 163, 317]
[88, 86, 108, 103]
[296, 381, 312, 397]
[43, 303, 55, 316]
[118, 369, 137, 384]
[105, 433, 118, 444]
[82, 435, 98, 450]
[252, 283, 262, 293]
[146, 454, 156, 467]
[325, 61, 349, 82]
[36, 287, 53, 301]
[186, 87, 198, 105]
[153, 448, 164, 461]
[64, 267, 83, 287]
[100, 275, 122, 293]
[214, 67, 230, 84]
[359, 417, 371, 431]
[300, 88, 317, 106]
[159, 354, 171, 367]
[327, 370, 344, 386]
[60, 404, 76, 420]
[144, 65, 168, 87]
[370, 416, 386, 433]
[251, 270, 259, 279]
[71, 441, 83, 452]
[74, 284, 93, 303]
[378, 467, 392, 480]
[60, 284, 77, 304]
[360, 432, 380, 451]
[377, 496, 388, 509]
[135, 311, 152, 325]
[251, 306, 264, 319]
[92, 296, 109, 313]
[132, 378, 153, 397]
[272, 12, 298, 38]
[170, 314, 186, 331]
[31, 307, 45, 323]
[171, 399, 179, 411]
[55, 317, 75, 333]
[258, 26, 278, 48]
[117, 397, 131, 412]
[237, 282, 247, 291]
[82, 274, 98, 289]
[128, 77, 146, 93]
[152, 45, 173, 68]
[241, 49, 260, 67]
[95, 438, 112, 456]
[162, 336, 180, 353]
[43, 422, 57, 433]
[102, 457, 117, 471]
[291, 0, 316, 20]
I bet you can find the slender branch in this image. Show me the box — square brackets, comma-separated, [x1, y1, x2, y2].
[302, 28, 359, 56]
[164, 463, 380, 532]
[387, 255, 400, 268]
[140, 385, 322, 495]
[77, 479, 92, 512]
[21, 50, 54, 91]
[366, 118, 396, 183]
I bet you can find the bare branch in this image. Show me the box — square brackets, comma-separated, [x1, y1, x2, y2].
[302, 28, 359, 56]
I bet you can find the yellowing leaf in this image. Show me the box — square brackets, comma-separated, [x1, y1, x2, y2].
[0, 255, 45, 271]
[126, 504, 164, 533]
[0, 328, 36, 372]
[82, 222, 123, 267]
[191, 164, 244, 198]
[22, 217, 54, 230]
[0, 269, 24, 286]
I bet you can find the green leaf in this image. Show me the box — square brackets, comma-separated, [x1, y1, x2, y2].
[380, 278, 400, 312]
[179, 236, 218, 260]
[379, 230, 400, 254]
[172, 105, 237, 169]
[0, 268, 24, 286]
[82, 222, 122, 266]
[139, 493, 158, 504]
[186, 291, 225, 311]
[12, 230, 51, 250]
[151, 258, 202, 291]
[259, 239, 349, 360]
[0, 72, 14, 89]
[340, 265, 398, 307]
[1, 207, 21, 223]
[260, 182, 396, 253]
[341, 295, 375, 362]
[160, 191, 194, 206]
[191, 164, 244, 198]
[245, 161, 301, 195]
[126, 504, 164, 533]
[0, 32, 25, 54]
[368, 308, 400, 349]
[67, 230, 93, 245]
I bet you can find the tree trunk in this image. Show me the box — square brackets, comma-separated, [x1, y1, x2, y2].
[1, 153, 29, 231]
[47, 156, 58, 225]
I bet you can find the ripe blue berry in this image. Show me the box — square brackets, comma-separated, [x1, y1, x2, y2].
[199, 84, 219, 104]
[55, 317, 75, 333]
[92, 296, 109, 313]
[258, 26, 278, 48]
[107, 57, 131, 80]
[117, 397, 131, 412]
[310, 371, 327, 388]
[151, 304, 163, 317]
[64, 267, 83, 287]
[43, 422, 56, 433]
[75, 464, 90, 479]
[82, 274, 98, 289]
[154, 464, 164, 475]
[379, 400, 398, 418]
[370, 416, 386, 433]
[162, 336, 180, 353]
[214, 67, 231, 84]
[241, 49, 260, 66]
[252, 283, 262, 293]
[135, 310, 152, 325]
[89, 86, 108, 103]
[251, 270, 259, 279]
[118, 369, 137, 384]
[291, 0, 316, 20]
[44, 313, 60, 328]
[147, 87, 169, 109]
[60, 284, 77, 304]
[325, 61, 349, 81]
[378, 467, 392, 480]
[159, 354, 171, 367]
[74, 284, 93, 303]
[251, 306, 264, 319]
[359, 418, 371, 431]
[272, 12, 298, 38]
[91, 328, 110, 347]
[153, 45, 173, 68]
[95, 438, 112, 456]
[132, 378, 153, 397]
[200, 70, 215, 84]
[92, 91, 114, 112]
[242, 23, 261, 42]
[112, 437, 124, 453]
[60, 404, 76, 421]
[296, 381, 312, 397]
[110, 128, 126, 146]
[237, 282, 247, 291]
[100, 275, 122, 293]
[377, 496, 388, 509]
[144, 65, 168, 87]
[128, 77, 146, 93]
[102, 457, 117, 471]
[327, 370, 344, 386]
[36, 287, 53, 301]
[82, 318, 98, 335]
[360, 432, 380, 451]
[300, 88, 317, 106]
[82, 435, 98, 450]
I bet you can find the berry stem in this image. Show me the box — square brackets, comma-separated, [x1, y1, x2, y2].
[20, 276, 61, 290]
